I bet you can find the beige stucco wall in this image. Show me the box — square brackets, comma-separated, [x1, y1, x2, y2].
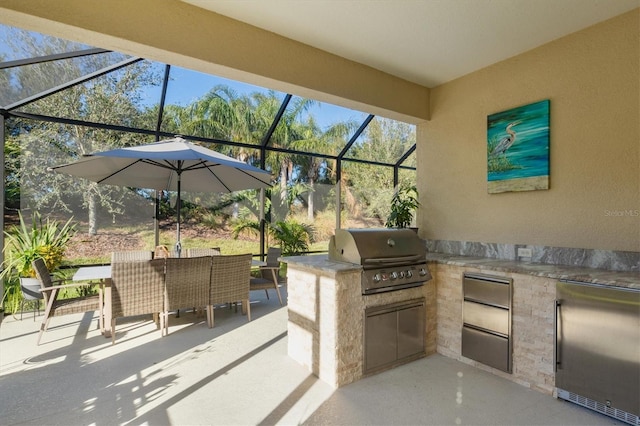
[418, 9, 639, 252]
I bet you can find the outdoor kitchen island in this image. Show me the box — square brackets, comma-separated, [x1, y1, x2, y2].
[283, 253, 437, 388]
[284, 241, 639, 423]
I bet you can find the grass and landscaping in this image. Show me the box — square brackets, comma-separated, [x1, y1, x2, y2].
[1, 208, 373, 315]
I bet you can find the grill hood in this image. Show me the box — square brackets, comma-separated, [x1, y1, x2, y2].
[328, 228, 426, 266]
[328, 228, 431, 294]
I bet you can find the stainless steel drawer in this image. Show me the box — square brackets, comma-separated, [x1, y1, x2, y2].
[462, 326, 510, 372]
[463, 274, 510, 307]
[463, 300, 509, 336]
[462, 273, 513, 373]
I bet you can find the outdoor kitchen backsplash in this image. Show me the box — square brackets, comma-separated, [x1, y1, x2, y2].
[425, 239, 639, 272]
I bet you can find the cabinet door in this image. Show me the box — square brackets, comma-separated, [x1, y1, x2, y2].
[365, 310, 397, 372]
[397, 304, 425, 360]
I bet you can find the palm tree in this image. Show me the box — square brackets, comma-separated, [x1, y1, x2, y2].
[289, 117, 358, 220]
[255, 94, 316, 219]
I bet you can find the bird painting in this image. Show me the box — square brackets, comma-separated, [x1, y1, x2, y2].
[490, 120, 522, 157]
[486, 99, 550, 194]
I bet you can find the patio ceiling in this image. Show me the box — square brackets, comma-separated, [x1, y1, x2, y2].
[181, 0, 639, 88]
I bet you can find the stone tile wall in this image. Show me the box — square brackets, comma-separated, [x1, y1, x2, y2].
[426, 239, 639, 272]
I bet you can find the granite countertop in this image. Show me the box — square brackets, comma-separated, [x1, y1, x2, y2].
[426, 253, 639, 289]
[282, 254, 362, 273]
[283, 253, 639, 290]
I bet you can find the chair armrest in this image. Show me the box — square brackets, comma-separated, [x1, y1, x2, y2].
[258, 266, 279, 271]
[40, 281, 104, 293]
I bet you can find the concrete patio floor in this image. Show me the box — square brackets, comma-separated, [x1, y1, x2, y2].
[0, 287, 621, 426]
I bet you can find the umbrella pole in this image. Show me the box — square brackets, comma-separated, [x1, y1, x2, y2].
[176, 173, 182, 257]
[154, 190, 160, 248]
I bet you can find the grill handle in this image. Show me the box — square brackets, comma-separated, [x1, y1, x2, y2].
[363, 255, 424, 265]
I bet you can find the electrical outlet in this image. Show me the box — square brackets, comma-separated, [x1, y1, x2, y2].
[517, 247, 532, 258]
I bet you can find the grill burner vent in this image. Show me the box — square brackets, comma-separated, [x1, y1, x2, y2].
[328, 228, 432, 294]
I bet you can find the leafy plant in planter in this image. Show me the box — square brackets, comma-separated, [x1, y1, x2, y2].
[385, 184, 420, 229]
[0, 211, 77, 314]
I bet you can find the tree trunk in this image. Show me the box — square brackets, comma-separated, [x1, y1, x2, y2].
[307, 179, 315, 221]
[88, 188, 97, 235]
[279, 158, 288, 206]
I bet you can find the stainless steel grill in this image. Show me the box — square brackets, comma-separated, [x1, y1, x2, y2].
[328, 228, 432, 294]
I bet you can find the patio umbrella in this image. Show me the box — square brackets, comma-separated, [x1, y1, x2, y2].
[50, 136, 271, 255]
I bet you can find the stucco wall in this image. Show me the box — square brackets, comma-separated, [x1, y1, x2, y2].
[417, 9, 639, 252]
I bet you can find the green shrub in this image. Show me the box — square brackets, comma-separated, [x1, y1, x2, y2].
[1, 211, 77, 280]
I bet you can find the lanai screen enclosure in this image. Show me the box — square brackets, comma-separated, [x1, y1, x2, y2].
[0, 25, 417, 268]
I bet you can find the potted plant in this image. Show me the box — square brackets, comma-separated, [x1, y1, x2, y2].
[0, 211, 77, 316]
[385, 184, 420, 229]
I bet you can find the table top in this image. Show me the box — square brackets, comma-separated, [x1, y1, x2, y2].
[73, 265, 111, 281]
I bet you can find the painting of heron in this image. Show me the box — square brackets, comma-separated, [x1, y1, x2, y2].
[487, 100, 550, 194]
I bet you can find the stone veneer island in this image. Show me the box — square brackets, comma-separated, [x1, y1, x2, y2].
[283, 254, 437, 388]
[283, 251, 638, 394]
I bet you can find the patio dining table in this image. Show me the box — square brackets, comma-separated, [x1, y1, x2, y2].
[73, 265, 113, 336]
[73, 259, 267, 337]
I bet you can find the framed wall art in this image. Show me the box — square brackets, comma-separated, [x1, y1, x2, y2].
[487, 99, 550, 194]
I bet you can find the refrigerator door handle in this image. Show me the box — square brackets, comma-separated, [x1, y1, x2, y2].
[554, 299, 561, 371]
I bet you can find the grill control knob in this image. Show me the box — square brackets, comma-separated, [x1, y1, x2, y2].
[373, 273, 381, 283]
[390, 271, 398, 280]
[419, 268, 428, 276]
[406, 270, 413, 278]
[399, 271, 405, 279]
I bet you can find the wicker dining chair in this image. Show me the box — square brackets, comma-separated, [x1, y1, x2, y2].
[163, 256, 212, 335]
[186, 247, 221, 257]
[250, 247, 284, 305]
[111, 250, 153, 263]
[33, 258, 104, 345]
[110, 259, 165, 344]
[111, 249, 160, 324]
[208, 253, 253, 327]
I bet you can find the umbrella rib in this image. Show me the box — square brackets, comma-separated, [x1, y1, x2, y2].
[201, 163, 231, 192]
[201, 163, 271, 192]
[95, 158, 177, 185]
[143, 159, 180, 172]
[96, 159, 143, 184]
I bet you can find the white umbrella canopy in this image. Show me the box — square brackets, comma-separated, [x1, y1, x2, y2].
[51, 136, 272, 192]
[50, 136, 272, 254]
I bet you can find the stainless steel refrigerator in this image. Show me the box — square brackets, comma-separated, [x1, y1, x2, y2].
[555, 280, 640, 425]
